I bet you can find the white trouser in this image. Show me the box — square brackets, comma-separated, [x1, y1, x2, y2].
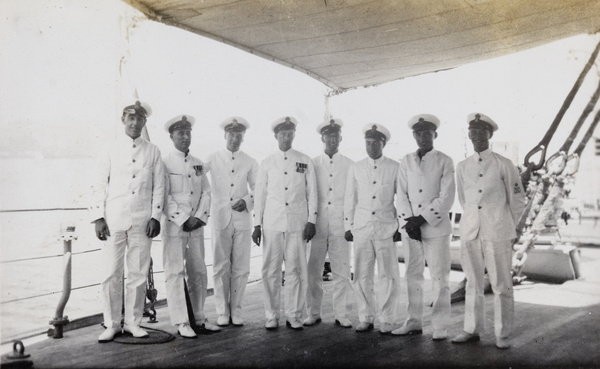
[306, 233, 353, 320]
[262, 230, 307, 321]
[101, 224, 152, 329]
[403, 235, 451, 333]
[460, 236, 514, 339]
[212, 221, 252, 320]
[353, 236, 401, 324]
[163, 227, 207, 326]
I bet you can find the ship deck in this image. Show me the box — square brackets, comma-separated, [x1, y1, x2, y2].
[3, 246, 600, 369]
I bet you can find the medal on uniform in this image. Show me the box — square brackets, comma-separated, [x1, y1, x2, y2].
[296, 162, 307, 173]
[513, 182, 521, 194]
[194, 165, 203, 176]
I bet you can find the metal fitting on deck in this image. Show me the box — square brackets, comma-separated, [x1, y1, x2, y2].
[2, 340, 32, 367]
[49, 224, 77, 339]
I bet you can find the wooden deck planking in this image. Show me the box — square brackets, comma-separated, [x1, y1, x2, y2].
[9, 260, 600, 368]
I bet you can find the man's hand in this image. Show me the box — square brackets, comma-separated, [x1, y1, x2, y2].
[146, 218, 161, 238]
[393, 230, 402, 242]
[252, 226, 262, 246]
[303, 222, 316, 242]
[94, 218, 110, 241]
[406, 227, 422, 242]
[231, 199, 247, 212]
[344, 230, 354, 242]
[404, 215, 426, 231]
[404, 215, 425, 242]
[183, 217, 205, 232]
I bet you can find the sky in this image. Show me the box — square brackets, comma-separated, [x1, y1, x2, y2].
[1, 0, 599, 207]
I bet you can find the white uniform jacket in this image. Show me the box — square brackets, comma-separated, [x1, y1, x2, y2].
[90, 134, 165, 231]
[162, 149, 211, 236]
[396, 149, 455, 238]
[344, 156, 399, 240]
[313, 152, 354, 237]
[206, 149, 258, 231]
[456, 149, 526, 242]
[254, 149, 318, 232]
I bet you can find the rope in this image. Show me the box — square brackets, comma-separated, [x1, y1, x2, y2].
[112, 325, 176, 344]
[512, 41, 600, 282]
[1, 271, 167, 304]
[0, 208, 87, 213]
[523, 38, 600, 171]
[573, 107, 600, 157]
[545, 79, 600, 175]
[1, 249, 100, 264]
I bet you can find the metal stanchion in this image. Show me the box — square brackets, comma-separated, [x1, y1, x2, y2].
[49, 224, 77, 338]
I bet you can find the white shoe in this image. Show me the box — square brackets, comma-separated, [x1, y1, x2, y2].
[217, 315, 230, 327]
[379, 323, 393, 334]
[496, 337, 511, 349]
[391, 323, 422, 336]
[231, 316, 244, 326]
[196, 319, 221, 332]
[335, 317, 352, 328]
[122, 324, 149, 338]
[177, 323, 197, 339]
[303, 316, 322, 326]
[433, 330, 448, 341]
[451, 331, 480, 344]
[355, 322, 374, 332]
[265, 319, 278, 330]
[286, 319, 303, 330]
[98, 327, 119, 343]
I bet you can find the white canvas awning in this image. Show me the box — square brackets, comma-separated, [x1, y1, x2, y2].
[123, 0, 600, 92]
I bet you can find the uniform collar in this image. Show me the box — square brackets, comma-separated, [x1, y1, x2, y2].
[367, 155, 384, 166]
[322, 151, 340, 160]
[474, 148, 492, 160]
[277, 148, 293, 157]
[415, 148, 436, 159]
[172, 148, 189, 158]
[120, 134, 144, 145]
[223, 147, 240, 157]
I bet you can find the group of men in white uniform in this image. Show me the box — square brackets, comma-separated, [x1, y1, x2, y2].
[91, 101, 526, 350]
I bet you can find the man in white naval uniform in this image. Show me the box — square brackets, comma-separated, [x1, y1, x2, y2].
[452, 113, 526, 349]
[205, 117, 258, 327]
[304, 118, 354, 328]
[252, 116, 318, 330]
[392, 114, 455, 341]
[162, 114, 220, 338]
[91, 101, 165, 342]
[344, 123, 402, 334]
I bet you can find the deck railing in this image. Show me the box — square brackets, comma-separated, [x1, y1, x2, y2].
[0, 207, 265, 344]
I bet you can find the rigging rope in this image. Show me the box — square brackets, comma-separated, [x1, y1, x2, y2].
[511, 41, 600, 283]
[523, 39, 600, 172]
[545, 80, 600, 175]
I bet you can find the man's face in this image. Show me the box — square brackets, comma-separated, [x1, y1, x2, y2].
[275, 129, 295, 152]
[122, 113, 146, 139]
[365, 137, 384, 160]
[413, 129, 436, 151]
[225, 131, 245, 152]
[468, 126, 492, 149]
[170, 128, 192, 153]
[322, 131, 341, 153]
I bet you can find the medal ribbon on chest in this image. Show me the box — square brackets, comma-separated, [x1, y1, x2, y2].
[296, 162, 307, 173]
